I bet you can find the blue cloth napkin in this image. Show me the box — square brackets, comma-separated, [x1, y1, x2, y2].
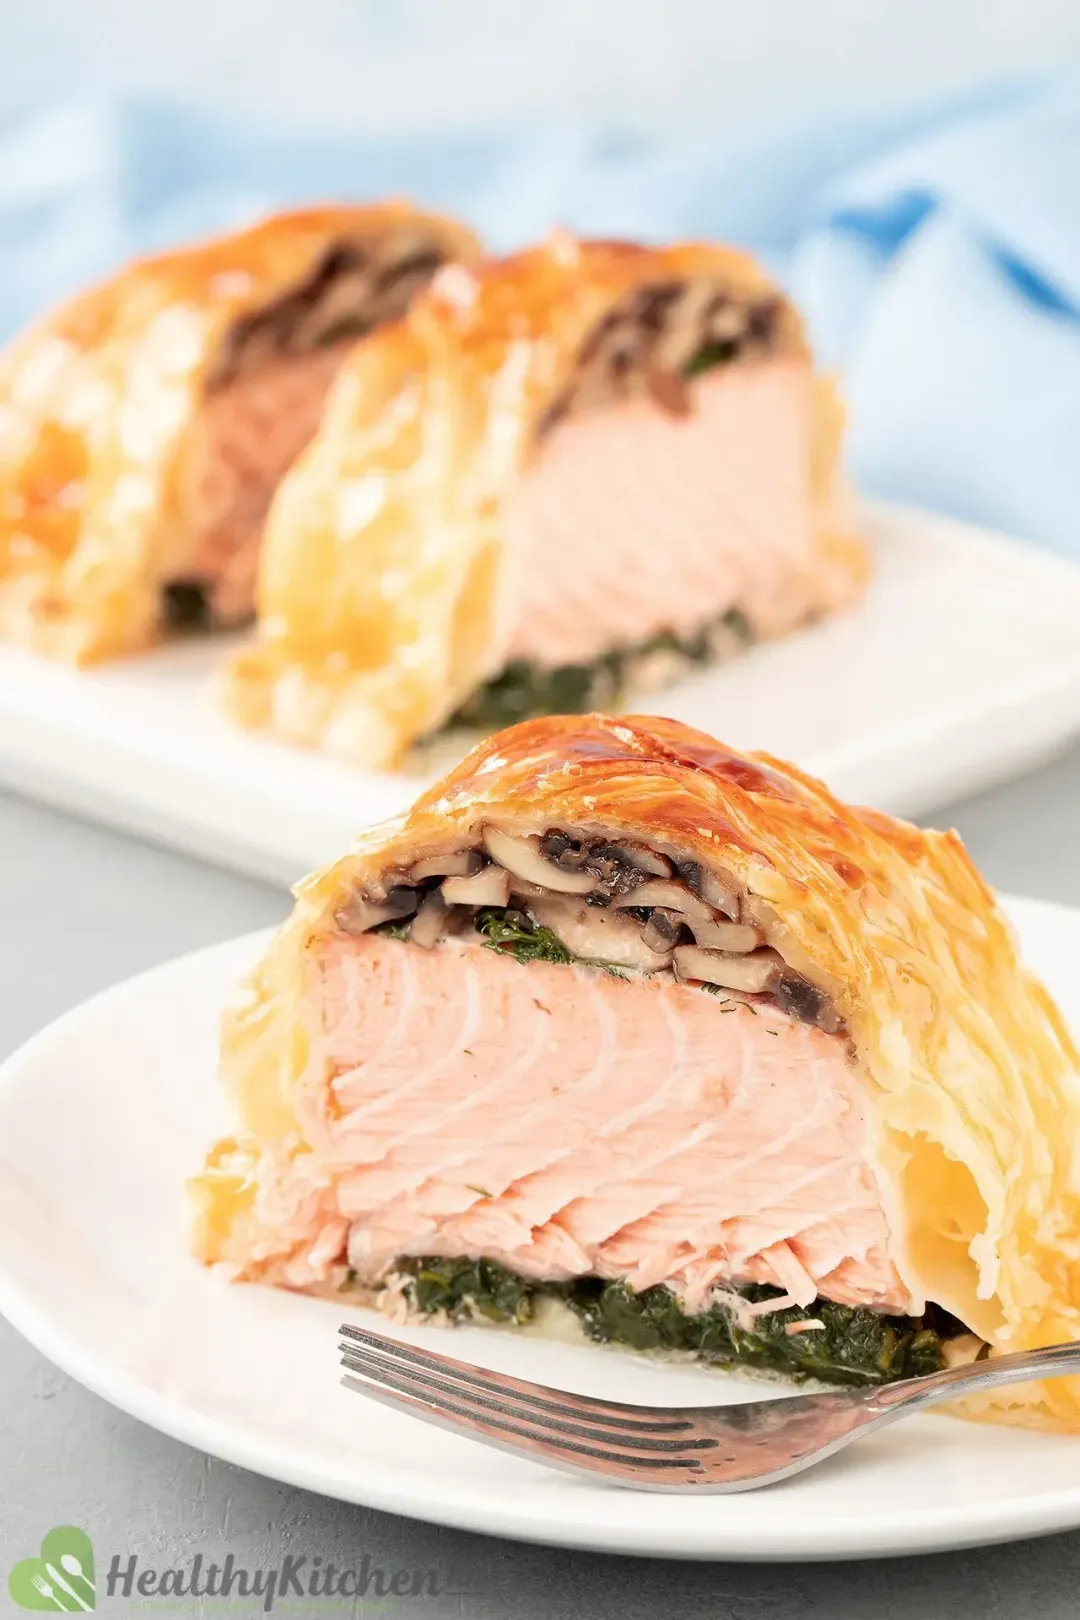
[1, 76, 1077, 555]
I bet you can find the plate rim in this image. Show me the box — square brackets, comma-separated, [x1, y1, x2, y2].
[4, 900, 1080, 1562]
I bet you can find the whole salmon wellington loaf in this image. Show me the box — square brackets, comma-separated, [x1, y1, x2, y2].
[191, 713, 1080, 1429]
[222, 233, 868, 766]
[0, 204, 479, 661]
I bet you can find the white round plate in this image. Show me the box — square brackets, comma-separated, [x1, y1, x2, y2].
[2, 502, 1080, 887]
[2, 896, 1080, 1561]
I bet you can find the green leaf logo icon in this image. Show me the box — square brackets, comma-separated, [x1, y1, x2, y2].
[8, 1527, 95, 1611]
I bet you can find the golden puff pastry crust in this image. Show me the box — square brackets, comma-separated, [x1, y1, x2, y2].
[222, 235, 869, 767]
[0, 203, 479, 662]
[195, 713, 1080, 1430]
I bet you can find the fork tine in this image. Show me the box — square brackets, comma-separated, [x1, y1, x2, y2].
[340, 1367, 709, 1486]
[338, 1322, 692, 1433]
[340, 1344, 718, 1454]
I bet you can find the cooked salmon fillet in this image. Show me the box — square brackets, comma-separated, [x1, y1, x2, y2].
[505, 362, 818, 666]
[183, 348, 350, 625]
[317, 934, 906, 1313]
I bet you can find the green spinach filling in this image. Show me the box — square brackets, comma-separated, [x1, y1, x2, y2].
[446, 609, 752, 732]
[391, 1256, 962, 1387]
[684, 339, 741, 378]
[161, 580, 214, 632]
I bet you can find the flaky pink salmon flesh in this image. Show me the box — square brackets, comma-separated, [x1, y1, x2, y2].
[181, 346, 350, 624]
[503, 361, 820, 667]
[292, 933, 911, 1315]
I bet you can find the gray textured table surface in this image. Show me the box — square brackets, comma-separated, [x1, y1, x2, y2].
[4, 749, 1080, 1619]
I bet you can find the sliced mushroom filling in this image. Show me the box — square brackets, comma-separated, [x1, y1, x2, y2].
[537, 273, 800, 438]
[208, 227, 452, 390]
[332, 824, 839, 1033]
[162, 225, 457, 632]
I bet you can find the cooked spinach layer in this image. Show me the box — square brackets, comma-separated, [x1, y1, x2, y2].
[395, 1256, 960, 1386]
[161, 579, 214, 632]
[446, 609, 752, 732]
[684, 339, 740, 378]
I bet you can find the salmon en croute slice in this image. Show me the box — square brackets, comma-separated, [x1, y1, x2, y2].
[191, 714, 1080, 1427]
[222, 234, 868, 767]
[0, 204, 479, 661]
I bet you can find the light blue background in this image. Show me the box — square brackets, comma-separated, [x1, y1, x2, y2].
[2, 0, 1079, 132]
[0, 2, 1078, 555]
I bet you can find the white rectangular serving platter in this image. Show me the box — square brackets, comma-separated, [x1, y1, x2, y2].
[2, 499, 1080, 888]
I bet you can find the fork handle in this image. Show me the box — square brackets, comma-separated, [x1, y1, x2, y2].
[870, 1339, 1080, 1414]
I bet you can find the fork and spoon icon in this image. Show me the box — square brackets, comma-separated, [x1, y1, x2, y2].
[27, 1554, 95, 1612]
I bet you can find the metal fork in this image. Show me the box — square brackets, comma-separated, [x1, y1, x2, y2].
[339, 1323, 1080, 1492]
